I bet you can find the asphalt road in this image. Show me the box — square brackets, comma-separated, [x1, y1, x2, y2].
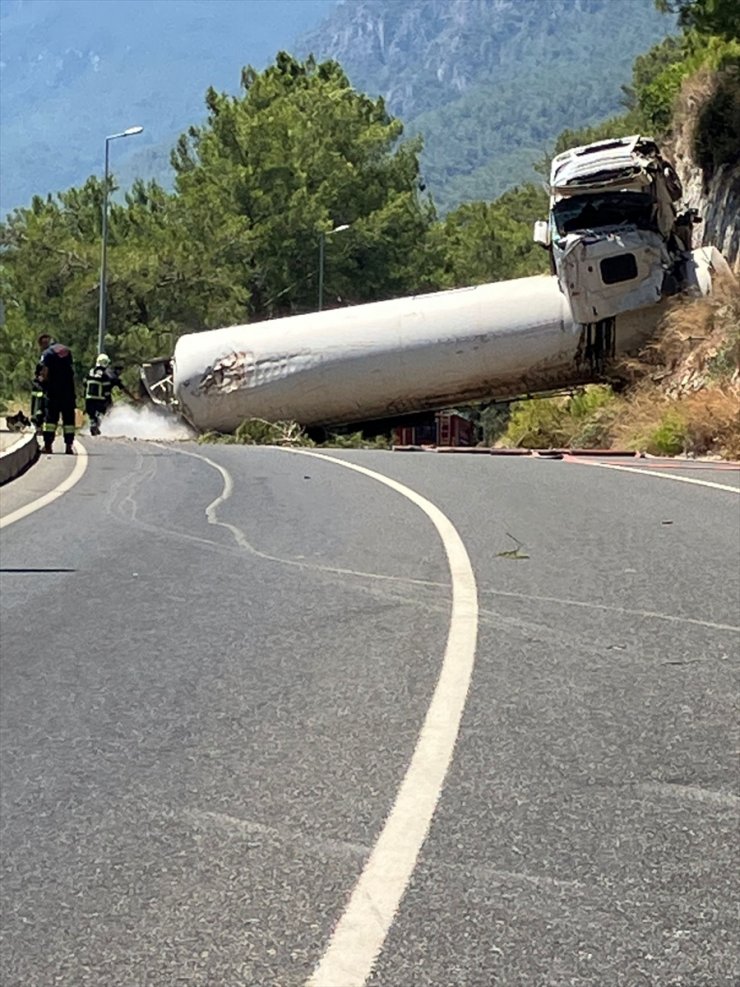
[1, 440, 738, 987]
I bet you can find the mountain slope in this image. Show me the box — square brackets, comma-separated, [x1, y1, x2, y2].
[298, 0, 675, 210]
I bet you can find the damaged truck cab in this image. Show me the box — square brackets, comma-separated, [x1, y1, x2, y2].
[534, 134, 698, 325]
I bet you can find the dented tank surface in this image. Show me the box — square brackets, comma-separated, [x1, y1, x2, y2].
[173, 275, 566, 431]
[170, 248, 720, 434]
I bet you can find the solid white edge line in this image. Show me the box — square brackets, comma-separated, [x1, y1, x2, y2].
[570, 458, 740, 493]
[0, 440, 88, 528]
[281, 450, 479, 987]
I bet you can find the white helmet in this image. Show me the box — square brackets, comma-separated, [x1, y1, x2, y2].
[96, 354, 111, 367]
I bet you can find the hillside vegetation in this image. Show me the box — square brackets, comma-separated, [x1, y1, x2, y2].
[494, 0, 740, 457]
[1, 0, 737, 459]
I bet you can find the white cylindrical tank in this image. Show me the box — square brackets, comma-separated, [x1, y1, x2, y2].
[172, 248, 723, 432]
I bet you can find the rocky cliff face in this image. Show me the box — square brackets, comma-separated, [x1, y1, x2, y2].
[682, 161, 740, 273]
[301, 0, 517, 119]
[669, 66, 740, 273]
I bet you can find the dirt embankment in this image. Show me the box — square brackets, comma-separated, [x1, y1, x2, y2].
[609, 278, 740, 457]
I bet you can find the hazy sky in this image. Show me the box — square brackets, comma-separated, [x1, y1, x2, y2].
[0, 0, 338, 211]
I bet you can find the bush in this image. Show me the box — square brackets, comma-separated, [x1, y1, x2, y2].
[499, 397, 570, 448]
[498, 385, 617, 449]
[324, 431, 390, 449]
[199, 418, 314, 446]
[643, 409, 689, 455]
[693, 58, 740, 176]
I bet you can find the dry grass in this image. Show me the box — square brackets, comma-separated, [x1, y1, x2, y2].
[610, 385, 740, 458]
[618, 278, 738, 378]
[610, 281, 739, 457]
[612, 282, 739, 457]
[653, 278, 739, 381]
[198, 418, 314, 446]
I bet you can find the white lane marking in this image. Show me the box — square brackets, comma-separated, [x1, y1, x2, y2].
[276, 450, 478, 987]
[0, 441, 88, 529]
[182, 444, 479, 983]
[570, 458, 740, 493]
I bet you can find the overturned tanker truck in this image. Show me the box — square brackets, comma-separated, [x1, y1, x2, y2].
[141, 136, 729, 433]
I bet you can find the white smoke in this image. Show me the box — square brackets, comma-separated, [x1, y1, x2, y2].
[84, 404, 196, 441]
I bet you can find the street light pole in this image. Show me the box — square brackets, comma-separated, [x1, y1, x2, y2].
[97, 126, 144, 355]
[318, 231, 325, 313]
[317, 224, 350, 312]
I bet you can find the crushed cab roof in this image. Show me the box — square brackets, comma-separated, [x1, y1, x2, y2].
[550, 135, 661, 193]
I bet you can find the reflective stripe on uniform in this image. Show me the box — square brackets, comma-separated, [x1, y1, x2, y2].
[63, 425, 76, 436]
[85, 380, 106, 400]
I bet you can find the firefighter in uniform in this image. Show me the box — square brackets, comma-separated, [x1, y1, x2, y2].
[31, 332, 54, 432]
[38, 334, 76, 454]
[85, 354, 136, 435]
[30, 355, 47, 433]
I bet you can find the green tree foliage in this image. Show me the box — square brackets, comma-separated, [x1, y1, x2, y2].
[539, 11, 739, 171]
[0, 182, 103, 395]
[632, 32, 738, 133]
[0, 176, 196, 398]
[619, 0, 740, 138]
[421, 185, 550, 289]
[171, 53, 435, 318]
[0, 264, 37, 406]
[656, 0, 740, 40]
[0, 55, 440, 403]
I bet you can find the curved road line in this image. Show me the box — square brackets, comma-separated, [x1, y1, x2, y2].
[285, 450, 479, 987]
[569, 457, 740, 493]
[180, 443, 737, 980]
[0, 441, 88, 529]
[185, 444, 479, 986]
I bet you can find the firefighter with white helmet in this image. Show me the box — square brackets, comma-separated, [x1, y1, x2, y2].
[84, 353, 136, 435]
